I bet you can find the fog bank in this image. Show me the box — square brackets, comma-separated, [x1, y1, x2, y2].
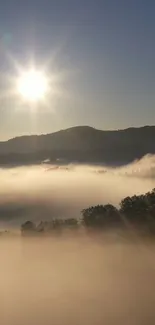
[0, 154, 155, 227]
[1, 236, 155, 325]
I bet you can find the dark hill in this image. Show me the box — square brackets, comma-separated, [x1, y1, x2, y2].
[0, 125, 155, 166]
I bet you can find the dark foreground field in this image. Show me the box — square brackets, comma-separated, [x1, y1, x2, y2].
[1, 234, 155, 325]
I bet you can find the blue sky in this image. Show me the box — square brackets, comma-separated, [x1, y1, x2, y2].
[0, 0, 155, 139]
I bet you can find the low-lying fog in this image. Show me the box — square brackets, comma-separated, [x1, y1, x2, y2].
[1, 155, 155, 324]
[0, 154, 155, 227]
[1, 236, 155, 325]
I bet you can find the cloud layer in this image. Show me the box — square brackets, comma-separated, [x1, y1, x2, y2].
[0, 154, 155, 227]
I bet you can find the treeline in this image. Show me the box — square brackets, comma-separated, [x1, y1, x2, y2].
[21, 188, 155, 235]
[21, 218, 78, 234]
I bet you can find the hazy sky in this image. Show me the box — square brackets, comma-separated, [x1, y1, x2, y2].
[0, 0, 155, 139]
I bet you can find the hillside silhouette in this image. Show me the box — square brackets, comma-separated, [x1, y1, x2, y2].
[0, 125, 155, 166]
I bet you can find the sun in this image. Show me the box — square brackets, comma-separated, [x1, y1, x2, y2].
[17, 69, 48, 101]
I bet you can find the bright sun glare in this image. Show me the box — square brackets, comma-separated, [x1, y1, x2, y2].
[17, 69, 48, 101]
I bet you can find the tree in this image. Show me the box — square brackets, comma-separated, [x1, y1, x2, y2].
[120, 195, 148, 220]
[81, 204, 120, 228]
[102, 204, 121, 226]
[64, 218, 78, 227]
[21, 221, 36, 233]
[146, 189, 155, 218]
[119, 194, 153, 235]
[144, 189, 155, 234]
[36, 221, 47, 232]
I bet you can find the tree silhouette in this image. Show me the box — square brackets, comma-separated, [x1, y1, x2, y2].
[63, 218, 78, 230]
[82, 204, 120, 228]
[146, 189, 155, 218]
[120, 195, 148, 223]
[21, 220, 36, 233]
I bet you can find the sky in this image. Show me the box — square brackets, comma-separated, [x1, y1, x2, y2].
[0, 0, 155, 139]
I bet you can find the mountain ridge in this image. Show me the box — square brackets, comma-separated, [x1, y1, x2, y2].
[2, 124, 154, 143]
[0, 125, 155, 166]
